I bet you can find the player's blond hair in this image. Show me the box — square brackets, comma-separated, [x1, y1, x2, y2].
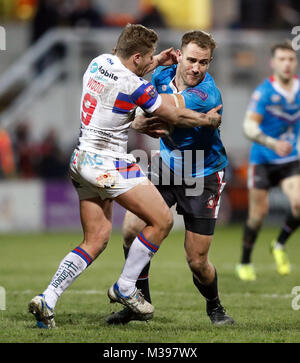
[181, 30, 216, 55]
[114, 23, 158, 59]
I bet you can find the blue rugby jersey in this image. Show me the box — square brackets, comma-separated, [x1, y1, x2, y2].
[152, 65, 228, 178]
[248, 75, 300, 164]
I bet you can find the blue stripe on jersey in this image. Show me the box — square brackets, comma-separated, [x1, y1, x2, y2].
[130, 83, 158, 110]
[116, 92, 133, 103]
[130, 83, 148, 102]
[112, 92, 135, 114]
[112, 107, 131, 114]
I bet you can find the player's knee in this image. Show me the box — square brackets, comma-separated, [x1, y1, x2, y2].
[155, 209, 173, 239]
[162, 209, 174, 236]
[86, 227, 111, 257]
[258, 205, 269, 220]
[187, 254, 209, 275]
[248, 214, 265, 230]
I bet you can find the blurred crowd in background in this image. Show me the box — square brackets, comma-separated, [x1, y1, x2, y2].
[0, 0, 300, 181]
[0, 123, 68, 179]
[0, 0, 299, 30]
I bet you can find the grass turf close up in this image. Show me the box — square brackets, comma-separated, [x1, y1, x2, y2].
[0, 225, 299, 343]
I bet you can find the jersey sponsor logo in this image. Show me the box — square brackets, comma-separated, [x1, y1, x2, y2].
[70, 150, 103, 167]
[186, 89, 208, 101]
[98, 65, 118, 81]
[50, 260, 79, 289]
[87, 77, 105, 94]
[90, 62, 98, 73]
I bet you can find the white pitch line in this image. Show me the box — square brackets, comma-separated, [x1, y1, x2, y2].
[11, 289, 294, 299]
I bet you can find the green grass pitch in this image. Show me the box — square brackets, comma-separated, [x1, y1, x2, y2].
[0, 224, 299, 343]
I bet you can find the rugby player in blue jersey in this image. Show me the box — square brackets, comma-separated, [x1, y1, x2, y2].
[235, 41, 300, 281]
[106, 30, 235, 326]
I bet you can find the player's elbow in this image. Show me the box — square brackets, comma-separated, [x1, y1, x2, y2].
[243, 116, 260, 141]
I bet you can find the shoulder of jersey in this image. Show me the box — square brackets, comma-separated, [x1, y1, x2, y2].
[88, 54, 115, 73]
[253, 78, 273, 98]
[184, 73, 219, 102]
[194, 73, 215, 90]
[261, 77, 275, 90]
[153, 65, 176, 80]
[88, 54, 147, 88]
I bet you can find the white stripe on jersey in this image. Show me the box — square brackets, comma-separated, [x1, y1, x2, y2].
[265, 106, 300, 124]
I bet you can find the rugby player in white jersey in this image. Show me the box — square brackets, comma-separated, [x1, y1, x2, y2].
[28, 24, 222, 328]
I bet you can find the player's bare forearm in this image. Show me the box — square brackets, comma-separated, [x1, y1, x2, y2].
[155, 103, 222, 129]
[131, 114, 168, 138]
[243, 112, 276, 149]
[243, 112, 293, 156]
[131, 114, 157, 132]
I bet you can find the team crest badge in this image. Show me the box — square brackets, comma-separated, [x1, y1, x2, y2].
[145, 85, 156, 98]
[96, 173, 116, 188]
[206, 195, 215, 209]
[271, 94, 281, 103]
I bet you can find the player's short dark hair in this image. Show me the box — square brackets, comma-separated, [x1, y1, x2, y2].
[181, 30, 216, 55]
[114, 23, 158, 59]
[271, 41, 296, 57]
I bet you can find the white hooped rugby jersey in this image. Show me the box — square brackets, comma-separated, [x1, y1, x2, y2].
[77, 54, 162, 157]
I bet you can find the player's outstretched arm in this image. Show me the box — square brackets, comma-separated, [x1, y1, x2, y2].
[131, 113, 169, 138]
[243, 111, 292, 156]
[145, 47, 177, 74]
[154, 94, 222, 128]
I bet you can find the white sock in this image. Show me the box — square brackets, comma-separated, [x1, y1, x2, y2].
[275, 242, 284, 250]
[117, 232, 159, 297]
[43, 246, 93, 309]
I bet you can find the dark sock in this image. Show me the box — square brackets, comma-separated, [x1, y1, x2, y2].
[123, 245, 151, 303]
[193, 269, 220, 310]
[136, 270, 151, 303]
[277, 213, 300, 246]
[241, 223, 260, 264]
[123, 245, 130, 259]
